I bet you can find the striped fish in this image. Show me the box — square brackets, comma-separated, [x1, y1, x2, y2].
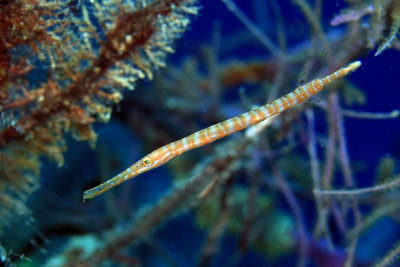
[83, 61, 361, 201]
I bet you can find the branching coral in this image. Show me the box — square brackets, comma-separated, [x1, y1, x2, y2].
[1, 0, 400, 266]
[331, 0, 400, 56]
[0, 0, 198, 242]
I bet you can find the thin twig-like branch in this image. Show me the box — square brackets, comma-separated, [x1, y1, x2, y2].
[220, 0, 282, 57]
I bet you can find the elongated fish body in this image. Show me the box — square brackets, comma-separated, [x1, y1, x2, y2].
[83, 61, 361, 201]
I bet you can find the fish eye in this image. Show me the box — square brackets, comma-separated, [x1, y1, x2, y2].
[142, 157, 153, 166]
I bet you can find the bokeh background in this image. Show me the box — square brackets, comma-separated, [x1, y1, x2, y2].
[1, 0, 400, 266]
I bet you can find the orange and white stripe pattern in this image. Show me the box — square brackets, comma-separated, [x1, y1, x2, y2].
[83, 61, 361, 201]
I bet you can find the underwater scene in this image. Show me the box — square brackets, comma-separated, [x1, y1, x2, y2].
[1, 0, 400, 266]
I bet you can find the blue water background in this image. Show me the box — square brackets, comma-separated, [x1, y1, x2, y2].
[32, 0, 400, 266]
